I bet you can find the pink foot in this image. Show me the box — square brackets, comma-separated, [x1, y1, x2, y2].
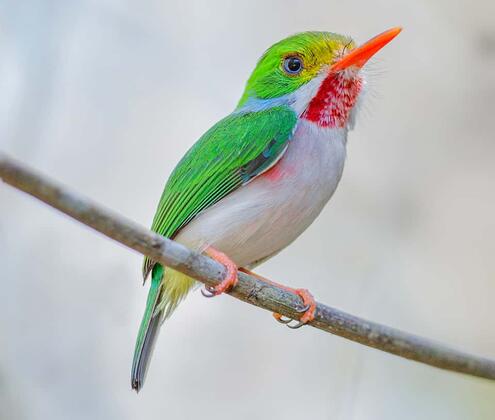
[240, 268, 316, 329]
[272, 289, 316, 329]
[201, 247, 238, 297]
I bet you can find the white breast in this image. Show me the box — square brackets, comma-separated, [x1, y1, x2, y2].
[175, 119, 348, 267]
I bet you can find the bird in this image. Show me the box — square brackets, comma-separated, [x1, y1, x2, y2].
[131, 27, 402, 391]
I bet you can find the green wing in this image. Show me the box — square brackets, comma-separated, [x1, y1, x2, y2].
[143, 105, 297, 278]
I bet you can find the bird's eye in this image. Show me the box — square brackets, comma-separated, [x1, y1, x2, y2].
[283, 56, 303, 75]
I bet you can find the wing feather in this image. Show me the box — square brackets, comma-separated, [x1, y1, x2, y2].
[143, 106, 297, 278]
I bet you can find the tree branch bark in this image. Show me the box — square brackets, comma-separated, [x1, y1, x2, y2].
[1, 152, 494, 381]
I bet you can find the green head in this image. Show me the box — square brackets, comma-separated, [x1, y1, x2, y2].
[238, 32, 354, 105]
[237, 28, 401, 127]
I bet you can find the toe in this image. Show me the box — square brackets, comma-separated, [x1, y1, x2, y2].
[202, 247, 238, 296]
[295, 289, 316, 324]
[273, 313, 292, 324]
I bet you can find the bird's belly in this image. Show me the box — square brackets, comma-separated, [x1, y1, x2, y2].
[175, 120, 347, 267]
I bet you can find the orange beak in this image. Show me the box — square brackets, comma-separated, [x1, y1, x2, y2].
[331, 27, 402, 72]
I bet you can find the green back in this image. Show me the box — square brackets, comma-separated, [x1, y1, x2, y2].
[143, 105, 297, 278]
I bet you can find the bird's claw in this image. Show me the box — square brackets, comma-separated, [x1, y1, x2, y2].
[296, 303, 311, 313]
[273, 313, 307, 329]
[274, 314, 293, 324]
[200, 247, 238, 299]
[273, 288, 316, 329]
[273, 303, 310, 326]
[201, 286, 217, 298]
[287, 320, 306, 329]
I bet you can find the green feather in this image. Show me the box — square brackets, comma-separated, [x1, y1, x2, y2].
[142, 105, 297, 278]
[131, 264, 164, 391]
[132, 30, 356, 391]
[237, 32, 353, 107]
[132, 106, 296, 390]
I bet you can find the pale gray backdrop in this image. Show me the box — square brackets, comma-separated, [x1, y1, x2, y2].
[1, 1, 494, 419]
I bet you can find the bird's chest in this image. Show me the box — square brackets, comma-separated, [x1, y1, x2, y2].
[241, 120, 347, 260]
[177, 120, 347, 266]
[260, 119, 347, 216]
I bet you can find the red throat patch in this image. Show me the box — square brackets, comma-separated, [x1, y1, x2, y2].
[302, 73, 363, 128]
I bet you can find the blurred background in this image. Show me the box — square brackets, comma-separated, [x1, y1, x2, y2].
[1, 0, 495, 419]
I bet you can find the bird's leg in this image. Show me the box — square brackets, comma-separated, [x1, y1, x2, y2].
[201, 247, 238, 298]
[239, 268, 316, 329]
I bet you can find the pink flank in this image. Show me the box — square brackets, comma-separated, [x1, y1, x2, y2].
[302, 73, 362, 128]
[261, 163, 286, 181]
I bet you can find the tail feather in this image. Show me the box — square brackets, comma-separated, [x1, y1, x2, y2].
[131, 265, 164, 392]
[131, 264, 196, 391]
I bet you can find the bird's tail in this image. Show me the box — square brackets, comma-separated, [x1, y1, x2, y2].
[131, 264, 195, 391]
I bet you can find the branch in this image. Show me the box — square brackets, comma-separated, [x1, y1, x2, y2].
[1, 151, 494, 381]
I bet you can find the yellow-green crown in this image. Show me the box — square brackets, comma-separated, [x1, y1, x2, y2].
[238, 31, 355, 107]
